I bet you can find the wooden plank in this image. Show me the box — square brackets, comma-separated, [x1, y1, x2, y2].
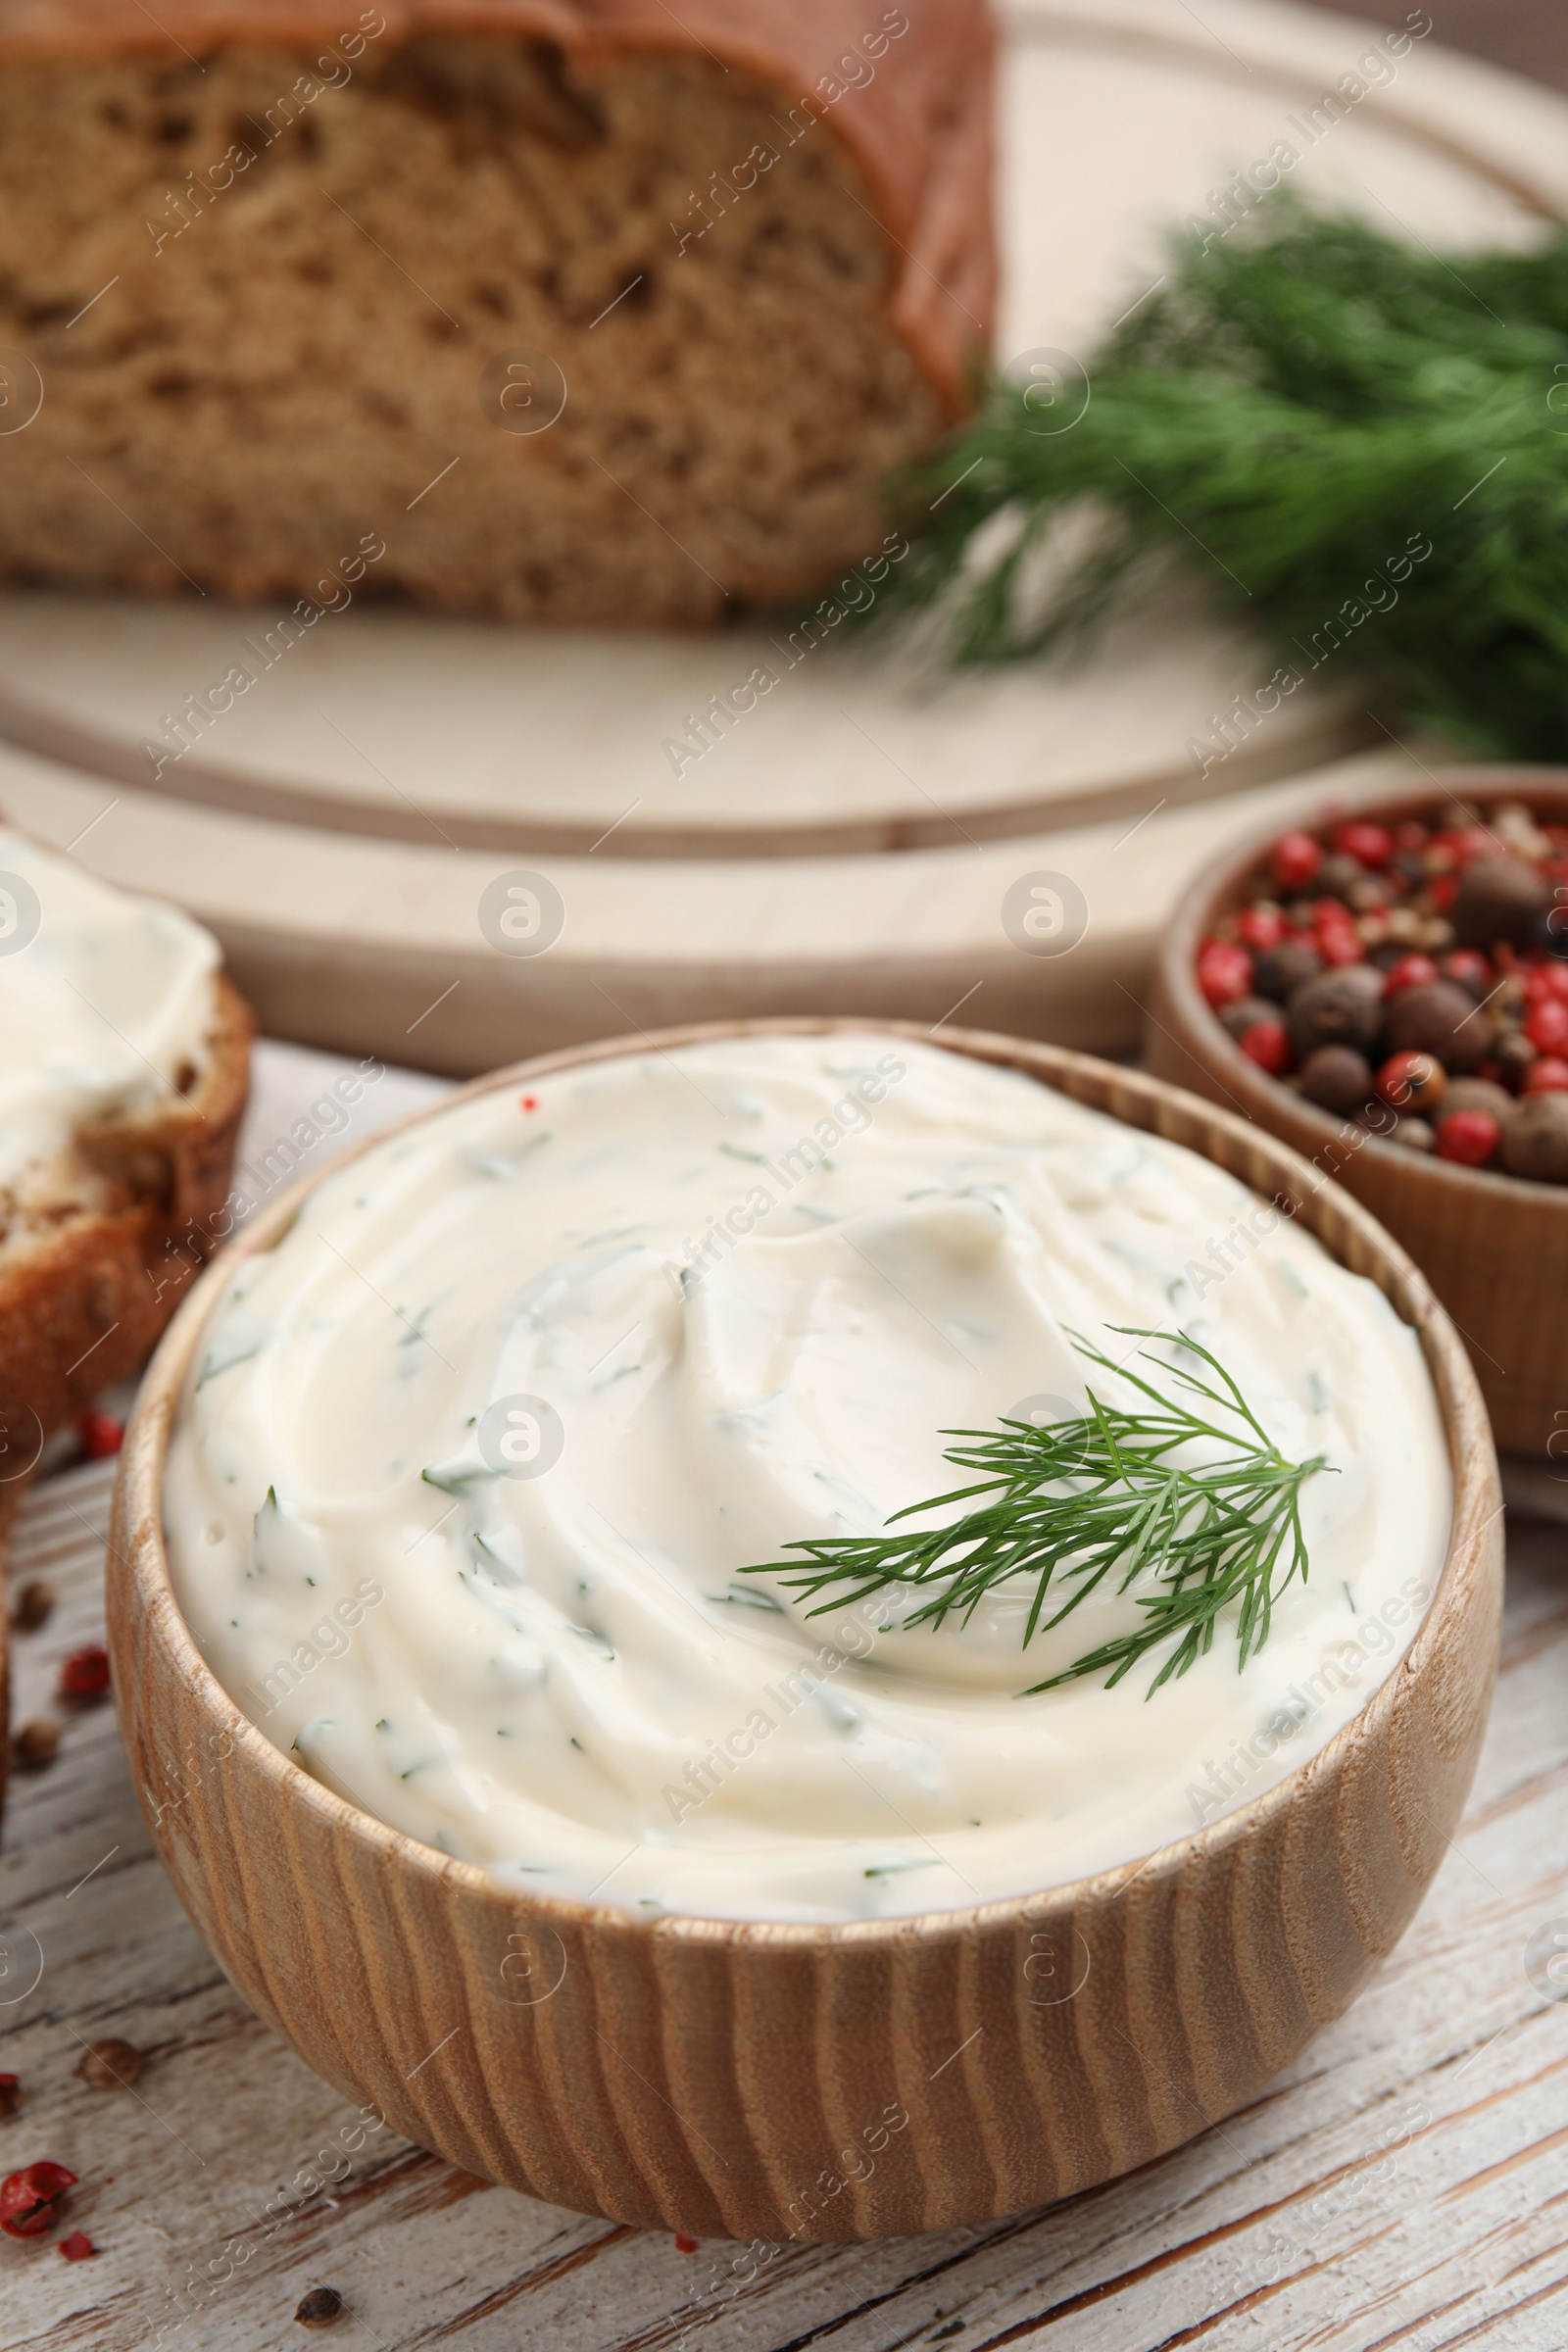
[1, 1449, 1564, 2348]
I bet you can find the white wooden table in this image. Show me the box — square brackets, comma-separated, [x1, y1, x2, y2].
[4, 1047, 1568, 2349]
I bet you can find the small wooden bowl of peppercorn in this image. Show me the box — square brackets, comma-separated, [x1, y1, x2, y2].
[1148, 770, 1568, 1459]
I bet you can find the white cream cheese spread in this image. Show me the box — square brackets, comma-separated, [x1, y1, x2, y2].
[0, 826, 219, 1195]
[166, 1032, 1449, 1923]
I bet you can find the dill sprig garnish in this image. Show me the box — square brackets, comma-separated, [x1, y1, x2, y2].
[740, 1330, 1328, 1696]
[857, 202, 1568, 760]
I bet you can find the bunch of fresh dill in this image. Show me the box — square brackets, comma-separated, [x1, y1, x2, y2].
[866, 204, 1568, 760]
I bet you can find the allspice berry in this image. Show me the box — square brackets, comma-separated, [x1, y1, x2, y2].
[1252, 942, 1323, 1004]
[1219, 995, 1281, 1042]
[1452, 855, 1552, 950]
[1384, 980, 1493, 1075]
[1347, 872, 1394, 914]
[1298, 1045, 1373, 1117]
[1500, 1095, 1568, 1184]
[1496, 1029, 1539, 1085]
[1286, 965, 1384, 1059]
[295, 2287, 344, 2328]
[1315, 852, 1365, 901]
[13, 1720, 59, 1771]
[77, 2038, 143, 2091]
[1439, 1078, 1513, 1126]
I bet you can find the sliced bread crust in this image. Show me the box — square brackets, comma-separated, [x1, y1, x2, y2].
[0, 974, 254, 1449]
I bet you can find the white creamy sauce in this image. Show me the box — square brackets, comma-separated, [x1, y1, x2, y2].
[166, 1034, 1449, 1924]
[0, 826, 219, 1193]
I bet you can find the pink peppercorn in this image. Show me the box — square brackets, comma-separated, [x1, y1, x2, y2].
[1197, 939, 1253, 1008]
[1436, 1111, 1501, 1168]
[1270, 831, 1323, 893]
[1333, 819, 1394, 868]
[1238, 1018, 1292, 1075]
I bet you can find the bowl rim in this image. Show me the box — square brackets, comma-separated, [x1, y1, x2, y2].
[1152, 764, 1568, 1210]
[115, 1013, 1499, 1951]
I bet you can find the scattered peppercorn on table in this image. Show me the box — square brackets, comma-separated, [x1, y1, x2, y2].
[0, 1041, 1565, 2348]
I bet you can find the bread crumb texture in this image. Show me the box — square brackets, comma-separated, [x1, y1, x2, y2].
[0, 38, 949, 622]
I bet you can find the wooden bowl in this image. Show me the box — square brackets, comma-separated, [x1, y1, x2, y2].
[1145, 769, 1568, 1459]
[108, 1020, 1502, 2242]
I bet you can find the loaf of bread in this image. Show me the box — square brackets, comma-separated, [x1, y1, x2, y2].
[0, 0, 994, 626]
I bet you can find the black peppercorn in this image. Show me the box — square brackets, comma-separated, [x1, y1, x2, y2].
[1530, 905, 1568, 960]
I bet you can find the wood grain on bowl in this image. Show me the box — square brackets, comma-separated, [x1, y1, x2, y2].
[106, 1021, 1502, 2242]
[1147, 770, 1568, 1459]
